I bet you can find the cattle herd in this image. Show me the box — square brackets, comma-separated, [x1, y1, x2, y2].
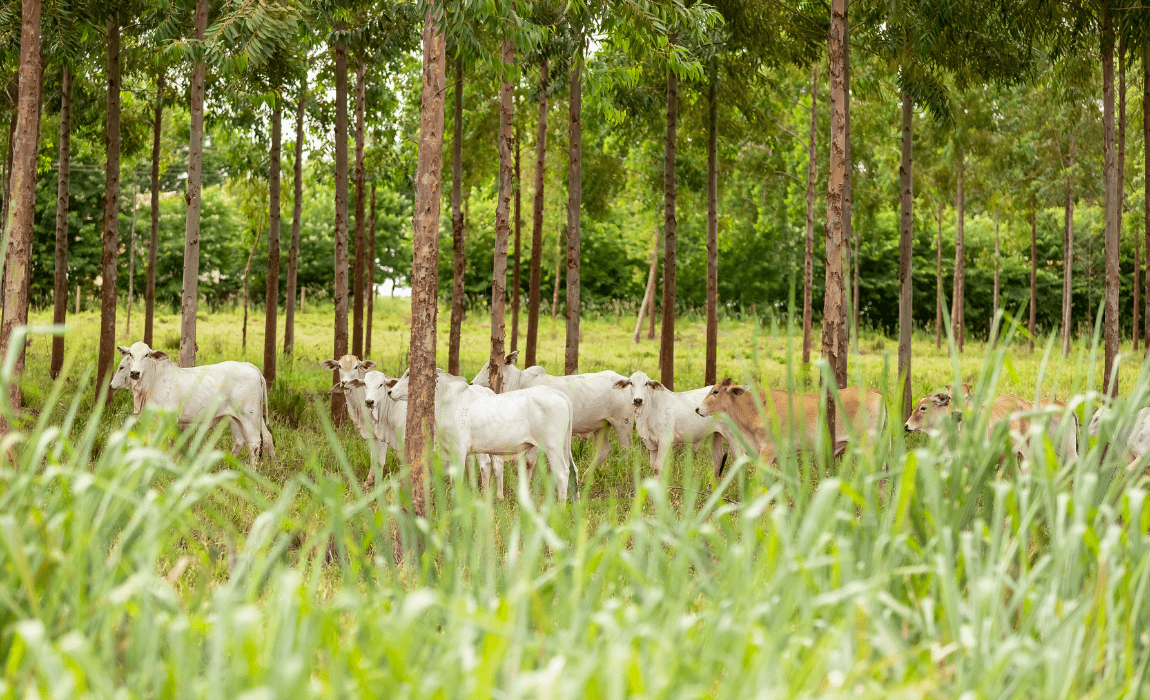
[106, 341, 1150, 500]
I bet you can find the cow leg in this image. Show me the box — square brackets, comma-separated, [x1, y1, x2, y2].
[546, 446, 573, 502]
[493, 456, 505, 501]
[524, 449, 538, 483]
[710, 434, 726, 480]
[227, 417, 245, 456]
[476, 454, 491, 492]
[588, 425, 612, 472]
[649, 441, 669, 477]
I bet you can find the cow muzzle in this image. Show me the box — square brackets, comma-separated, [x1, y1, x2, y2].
[633, 398, 642, 406]
[129, 371, 140, 380]
[903, 423, 913, 432]
[365, 399, 375, 408]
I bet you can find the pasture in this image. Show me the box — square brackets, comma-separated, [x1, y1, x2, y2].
[4, 300, 1150, 696]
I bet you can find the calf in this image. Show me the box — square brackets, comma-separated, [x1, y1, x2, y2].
[349, 370, 406, 489]
[695, 378, 884, 465]
[472, 352, 633, 471]
[615, 370, 738, 478]
[906, 390, 1079, 463]
[391, 369, 578, 501]
[117, 342, 274, 463]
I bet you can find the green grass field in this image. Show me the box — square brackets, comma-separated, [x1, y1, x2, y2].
[4, 298, 1150, 697]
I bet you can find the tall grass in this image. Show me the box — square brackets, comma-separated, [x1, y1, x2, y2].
[4, 307, 1150, 697]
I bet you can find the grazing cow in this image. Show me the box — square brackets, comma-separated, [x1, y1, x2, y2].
[471, 352, 633, 470]
[117, 342, 274, 463]
[1089, 405, 1150, 470]
[905, 390, 1079, 463]
[695, 378, 884, 465]
[320, 355, 377, 442]
[614, 370, 740, 478]
[390, 369, 578, 501]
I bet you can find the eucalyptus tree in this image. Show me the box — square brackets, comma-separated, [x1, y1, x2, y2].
[283, 70, 306, 357]
[447, 48, 464, 374]
[822, 0, 848, 419]
[0, 0, 43, 413]
[407, 0, 449, 516]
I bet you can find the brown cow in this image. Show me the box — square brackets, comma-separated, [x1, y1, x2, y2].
[695, 377, 885, 465]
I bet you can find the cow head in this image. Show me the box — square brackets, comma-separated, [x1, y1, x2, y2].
[387, 369, 412, 401]
[320, 355, 376, 393]
[471, 352, 522, 389]
[615, 370, 664, 409]
[350, 370, 400, 412]
[109, 355, 133, 391]
[904, 392, 953, 432]
[117, 341, 170, 383]
[696, 377, 746, 418]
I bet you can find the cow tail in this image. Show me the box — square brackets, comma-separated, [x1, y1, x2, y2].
[261, 374, 276, 461]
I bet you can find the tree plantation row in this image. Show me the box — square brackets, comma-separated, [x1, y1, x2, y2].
[2, 0, 1149, 512]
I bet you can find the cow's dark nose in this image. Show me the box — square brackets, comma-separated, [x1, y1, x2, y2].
[903, 424, 912, 432]
[695, 408, 702, 416]
[633, 398, 642, 405]
[365, 399, 375, 408]
[129, 371, 140, 380]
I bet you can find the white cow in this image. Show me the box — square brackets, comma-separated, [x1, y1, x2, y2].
[118, 342, 274, 463]
[471, 352, 633, 471]
[390, 369, 578, 501]
[615, 370, 739, 478]
[320, 355, 376, 442]
[109, 355, 141, 410]
[1090, 405, 1150, 470]
[347, 369, 407, 489]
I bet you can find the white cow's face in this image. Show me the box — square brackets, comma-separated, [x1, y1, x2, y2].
[614, 370, 663, 410]
[388, 369, 412, 401]
[320, 355, 375, 392]
[470, 351, 520, 388]
[117, 341, 169, 383]
[109, 356, 133, 391]
[360, 371, 399, 411]
[1088, 407, 1111, 437]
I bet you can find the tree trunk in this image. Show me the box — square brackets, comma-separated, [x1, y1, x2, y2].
[839, 19, 852, 372]
[367, 182, 375, 357]
[659, 63, 678, 390]
[648, 231, 659, 340]
[802, 63, 817, 365]
[897, 89, 913, 419]
[352, 58, 366, 358]
[1102, 0, 1119, 396]
[552, 226, 562, 319]
[1144, 40, 1150, 350]
[1063, 136, 1075, 357]
[0, 0, 42, 414]
[241, 225, 262, 353]
[822, 0, 849, 437]
[705, 58, 719, 386]
[125, 178, 139, 337]
[1035, 206, 1044, 349]
[565, 46, 582, 377]
[935, 203, 943, 349]
[1119, 36, 1126, 348]
[511, 121, 521, 352]
[525, 58, 548, 367]
[97, 16, 122, 399]
[951, 148, 965, 351]
[284, 81, 305, 356]
[490, 38, 515, 392]
[144, 70, 163, 347]
[180, 0, 208, 367]
[992, 211, 1000, 338]
[448, 53, 465, 375]
[406, 9, 446, 518]
[1136, 237, 1141, 352]
[634, 226, 658, 343]
[852, 226, 860, 331]
[332, 31, 350, 424]
[50, 66, 71, 379]
[264, 102, 281, 384]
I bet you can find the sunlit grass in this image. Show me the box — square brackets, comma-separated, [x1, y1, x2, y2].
[3, 300, 1150, 696]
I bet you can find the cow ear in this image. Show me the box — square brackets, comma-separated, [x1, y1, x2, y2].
[149, 350, 169, 361]
[117, 345, 131, 356]
[505, 350, 519, 365]
[729, 386, 746, 396]
[346, 378, 365, 388]
[932, 392, 951, 407]
[386, 378, 398, 388]
[321, 359, 339, 371]
[647, 380, 664, 391]
[360, 360, 376, 371]
[613, 379, 631, 389]
[719, 377, 733, 387]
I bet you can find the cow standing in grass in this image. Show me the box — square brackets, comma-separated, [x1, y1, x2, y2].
[696, 377, 884, 465]
[615, 370, 740, 479]
[117, 342, 274, 464]
[471, 352, 633, 472]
